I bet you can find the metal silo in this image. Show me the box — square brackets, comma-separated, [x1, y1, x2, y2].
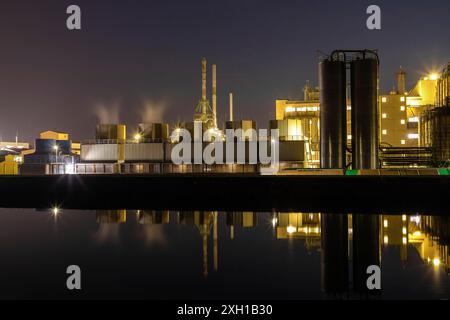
[320, 59, 347, 169]
[351, 57, 379, 169]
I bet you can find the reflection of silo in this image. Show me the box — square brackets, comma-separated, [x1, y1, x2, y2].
[351, 58, 379, 170]
[96, 210, 127, 224]
[226, 212, 258, 227]
[319, 60, 347, 169]
[137, 211, 170, 224]
[321, 214, 349, 295]
[352, 214, 381, 295]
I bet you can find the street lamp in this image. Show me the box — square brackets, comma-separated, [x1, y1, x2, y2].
[53, 145, 59, 163]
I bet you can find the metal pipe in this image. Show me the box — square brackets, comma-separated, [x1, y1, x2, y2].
[212, 64, 217, 127]
[229, 93, 234, 122]
[201, 58, 207, 104]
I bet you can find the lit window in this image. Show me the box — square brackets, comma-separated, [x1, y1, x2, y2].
[286, 107, 295, 113]
[382, 97, 387, 103]
[384, 236, 389, 244]
[400, 106, 406, 111]
[400, 97, 405, 102]
[382, 114, 387, 119]
[401, 119, 406, 125]
[347, 135, 352, 140]
[402, 237, 407, 245]
[382, 130, 387, 135]
[384, 220, 388, 228]
[408, 133, 419, 139]
[408, 117, 419, 123]
[401, 140, 406, 145]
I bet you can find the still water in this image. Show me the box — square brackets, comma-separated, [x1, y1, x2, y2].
[0, 209, 449, 300]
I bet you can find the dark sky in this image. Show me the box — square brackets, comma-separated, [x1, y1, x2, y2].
[0, 0, 449, 142]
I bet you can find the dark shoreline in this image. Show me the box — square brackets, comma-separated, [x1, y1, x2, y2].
[0, 174, 449, 214]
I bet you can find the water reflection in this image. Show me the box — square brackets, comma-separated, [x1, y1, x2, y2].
[25, 209, 448, 299]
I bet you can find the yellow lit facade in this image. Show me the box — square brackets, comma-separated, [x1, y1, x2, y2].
[0, 154, 20, 175]
[380, 76, 438, 147]
[40, 131, 69, 141]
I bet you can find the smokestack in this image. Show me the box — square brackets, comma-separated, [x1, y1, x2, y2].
[229, 93, 234, 121]
[201, 57, 207, 102]
[212, 64, 217, 127]
[397, 67, 406, 95]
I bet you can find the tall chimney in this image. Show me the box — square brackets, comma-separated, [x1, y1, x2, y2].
[201, 57, 207, 102]
[212, 64, 217, 127]
[397, 67, 406, 95]
[229, 93, 234, 122]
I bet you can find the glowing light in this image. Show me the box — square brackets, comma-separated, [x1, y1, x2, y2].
[402, 227, 407, 235]
[287, 226, 296, 234]
[400, 97, 405, 102]
[408, 134, 419, 139]
[53, 145, 59, 151]
[401, 140, 406, 145]
[382, 113, 387, 119]
[52, 207, 60, 216]
[384, 236, 389, 244]
[382, 130, 387, 135]
[383, 220, 388, 228]
[429, 74, 439, 81]
[411, 216, 421, 224]
[401, 119, 406, 125]
[433, 258, 440, 267]
[134, 133, 142, 141]
[400, 106, 406, 111]
[402, 215, 407, 222]
[408, 117, 419, 123]
[402, 237, 407, 245]
[413, 231, 422, 237]
[382, 97, 387, 103]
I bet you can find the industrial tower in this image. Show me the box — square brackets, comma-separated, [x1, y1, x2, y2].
[194, 57, 216, 129]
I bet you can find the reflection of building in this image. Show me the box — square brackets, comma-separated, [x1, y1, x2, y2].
[96, 210, 127, 224]
[178, 211, 218, 279]
[381, 215, 409, 263]
[226, 212, 258, 240]
[137, 210, 170, 224]
[274, 213, 321, 250]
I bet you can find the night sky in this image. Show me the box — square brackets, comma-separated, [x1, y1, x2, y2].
[0, 0, 449, 142]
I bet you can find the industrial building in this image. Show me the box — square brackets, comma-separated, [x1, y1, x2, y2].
[20, 131, 79, 175]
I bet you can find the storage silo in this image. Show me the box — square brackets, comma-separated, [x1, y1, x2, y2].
[95, 124, 126, 141]
[319, 59, 347, 169]
[350, 58, 379, 170]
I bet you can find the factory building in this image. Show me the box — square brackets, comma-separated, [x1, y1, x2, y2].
[380, 69, 438, 148]
[420, 61, 450, 165]
[0, 154, 19, 175]
[20, 131, 78, 175]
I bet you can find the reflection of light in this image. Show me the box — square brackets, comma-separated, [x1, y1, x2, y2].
[402, 237, 407, 245]
[411, 216, 421, 225]
[433, 258, 441, 267]
[287, 226, 296, 234]
[52, 207, 60, 216]
[134, 134, 142, 141]
[402, 215, 407, 222]
[65, 164, 75, 174]
[384, 236, 389, 244]
[271, 217, 278, 228]
[402, 227, 407, 235]
[413, 231, 422, 237]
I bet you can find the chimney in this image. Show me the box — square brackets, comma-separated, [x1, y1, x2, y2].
[397, 67, 406, 95]
[212, 64, 217, 127]
[229, 93, 234, 122]
[201, 57, 207, 102]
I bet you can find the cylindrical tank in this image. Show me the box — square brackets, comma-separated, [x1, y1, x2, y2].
[95, 124, 126, 141]
[319, 60, 347, 169]
[151, 123, 169, 142]
[351, 58, 379, 169]
[421, 107, 450, 165]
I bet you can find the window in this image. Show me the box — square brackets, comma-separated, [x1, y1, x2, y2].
[400, 97, 405, 102]
[401, 140, 406, 145]
[382, 113, 387, 119]
[382, 130, 387, 135]
[401, 119, 406, 125]
[347, 135, 352, 140]
[400, 106, 406, 111]
[382, 97, 387, 103]
[408, 133, 419, 139]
